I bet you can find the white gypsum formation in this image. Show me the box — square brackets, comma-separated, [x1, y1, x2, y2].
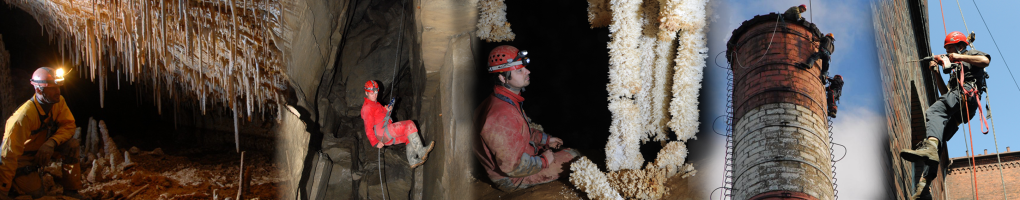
[666, 0, 709, 141]
[572, 0, 708, 199]
[605, 0, 645, 171]
[636, 0, 663, 143]
[476, 0, 516, 42]
[569, 157, 624, 200]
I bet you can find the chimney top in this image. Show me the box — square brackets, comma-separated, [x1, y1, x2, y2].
[984, 149, 988, 155]
[1008, 146, 1011, 152]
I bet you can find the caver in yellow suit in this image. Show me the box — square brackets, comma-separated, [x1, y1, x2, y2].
[1, 67, 82, 198]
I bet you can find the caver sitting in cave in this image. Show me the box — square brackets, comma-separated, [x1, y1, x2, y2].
[1, 67, 86, 200]
[473, 45, 580, 192]
[361, 80, 435, 168]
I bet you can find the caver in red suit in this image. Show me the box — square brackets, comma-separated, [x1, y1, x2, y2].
[361, 80, 433, 169]
[474, 45, 578, 192]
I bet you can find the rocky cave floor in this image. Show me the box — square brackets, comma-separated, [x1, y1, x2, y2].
[25, 148, 283, 200]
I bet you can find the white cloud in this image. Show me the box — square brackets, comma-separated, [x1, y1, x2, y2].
[831, 107, 890, 199]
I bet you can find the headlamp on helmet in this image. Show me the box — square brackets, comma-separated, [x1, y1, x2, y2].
[487, 45, 531, 73]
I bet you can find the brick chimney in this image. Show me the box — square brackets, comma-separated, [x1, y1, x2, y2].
[727, 13, 833, 200]
[1008, 146, 1011, 152]
[984, 149, 988, 155]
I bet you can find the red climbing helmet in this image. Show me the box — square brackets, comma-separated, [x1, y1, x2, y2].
[799, 4, 807, 11]
[487, 45, 530, 73]
[944, 31, 969, 47]
[364, 80, 379, 93]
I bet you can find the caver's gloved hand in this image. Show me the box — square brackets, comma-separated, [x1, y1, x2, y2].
[36, 139, 57, 166]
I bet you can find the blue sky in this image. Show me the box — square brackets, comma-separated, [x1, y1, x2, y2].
[926, 0, 1020, 161]
[700, 0, 887, 199]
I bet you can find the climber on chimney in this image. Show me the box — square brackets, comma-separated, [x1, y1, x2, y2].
[1, 67, 86, 200]
[361, 80, 435, 168]
[783, 4, 807, 21]
[899, 31, 990, 199]
[825, 75, 843, 118]
[798, 33, 835, 78]
[473, 45, 580, 192]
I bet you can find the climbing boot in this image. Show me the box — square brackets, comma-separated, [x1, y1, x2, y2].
[406, 132, 424, 168]
[900, 137, 940, 165]
[417, 140, 435, 167]
[909, 177, 931, 200]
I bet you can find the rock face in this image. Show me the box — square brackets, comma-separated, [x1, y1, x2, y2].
[301, 0, 425, 199]
[0, 34, 12, 121]
[315, 0, 422, 139]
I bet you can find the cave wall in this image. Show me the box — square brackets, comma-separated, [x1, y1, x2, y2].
[0, 34, 11, 121]
[416, 0, 480, 199]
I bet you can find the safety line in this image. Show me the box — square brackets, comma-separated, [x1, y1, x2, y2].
[970, 0, 1020, 94]
[960, 74, 979, 200]
[938, 0, 947, 35]
[954, 0, 971, 39]
[984, 92, 1009, 200]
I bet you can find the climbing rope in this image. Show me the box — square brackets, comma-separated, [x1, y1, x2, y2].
[984, 91, 1009, 200]
[970, 0, 1020, 94]
[938, 0, 947, 35]
[379, 1, 407, 199]
[954, 0, 972, 39]
[378, 148, 386, 200]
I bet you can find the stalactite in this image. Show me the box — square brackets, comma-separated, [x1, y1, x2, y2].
[233, 102, 240, 153]
[1, 0, 288, 120]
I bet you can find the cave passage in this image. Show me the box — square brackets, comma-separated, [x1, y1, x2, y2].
[0, 3, 282, 199]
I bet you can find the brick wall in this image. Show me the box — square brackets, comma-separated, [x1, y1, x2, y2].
[944, 151, 1020, 200]
[727, 13, 833, 200]
[732, 103, 832, 200]
[872, 0, 940, 199]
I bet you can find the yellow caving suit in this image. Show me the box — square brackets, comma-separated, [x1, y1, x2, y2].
[1, 96, 81, 195]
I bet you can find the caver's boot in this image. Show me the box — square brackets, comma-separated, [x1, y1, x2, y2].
[909, 177, 927, 200]
[900, 137, 940, 165]
[406, 132, 434, 169]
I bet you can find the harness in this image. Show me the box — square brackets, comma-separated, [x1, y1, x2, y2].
[952, 63, 990, 134]
[373, 114, 398, 146]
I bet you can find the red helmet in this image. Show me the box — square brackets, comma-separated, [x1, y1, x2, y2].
[364, 80, 379, 93]
[944, 31, 969, 47]
[487, 45, 530, 73]
[799, 4, 807, 11]
[30, 67, 62, 87]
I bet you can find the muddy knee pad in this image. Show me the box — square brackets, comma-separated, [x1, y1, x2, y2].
[56, 140, 80, 164]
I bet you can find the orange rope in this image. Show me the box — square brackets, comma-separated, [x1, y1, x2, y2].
[958, 67, 980, 200]
[939, 0, 948, 35]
